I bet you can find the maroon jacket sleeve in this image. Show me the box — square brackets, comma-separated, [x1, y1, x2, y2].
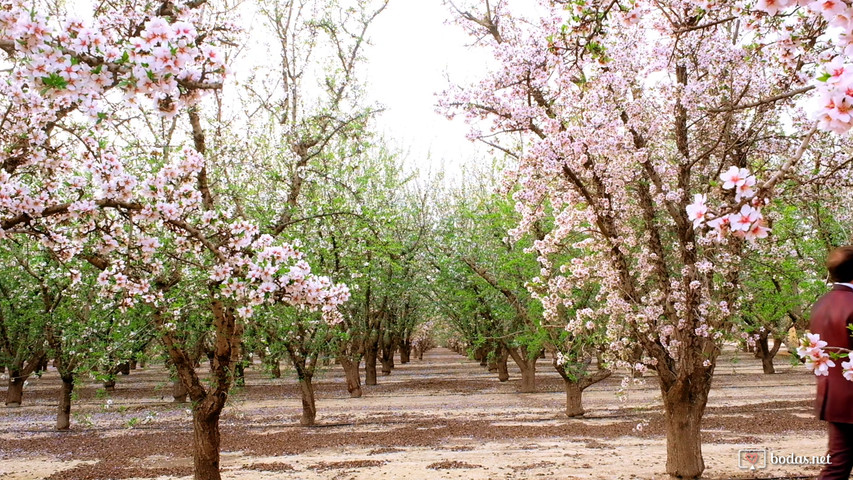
[810, 285, 853, 423]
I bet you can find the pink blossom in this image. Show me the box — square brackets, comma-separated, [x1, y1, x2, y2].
[686, 193, 708, 228]
[754, 0, 790, 15]
[729, 205, 760, 232]
[139, 236, 160, 254]
[734, 175, 756, 202]
[720, 166, 750, 190]
[843, 360, 853, 381]
[744, 221, 770, 242]
[808, 0, 848, 20]
[808, 352, 836, 376]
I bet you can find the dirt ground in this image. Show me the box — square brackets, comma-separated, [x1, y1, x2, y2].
[0, 346, 827, 480]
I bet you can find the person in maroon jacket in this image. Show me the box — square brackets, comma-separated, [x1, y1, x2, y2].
[811, 246, 853, 480]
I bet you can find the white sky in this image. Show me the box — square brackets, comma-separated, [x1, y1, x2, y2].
[363, 1, 493, 180]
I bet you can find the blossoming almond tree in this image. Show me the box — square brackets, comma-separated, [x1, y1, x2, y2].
[443, 1, 853, 478]
[0, 1, 350, 478]
[687, 0, 853, 390]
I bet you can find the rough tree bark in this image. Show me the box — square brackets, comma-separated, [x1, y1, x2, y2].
[380, 333, 395, 376]
[192, 395, 226, 480]
[103, 377, 116, 391]
[339, 356, 362, 398]
[364, 338, 378, 386]
[173, 378, 189, 403]
[298, 375, 317, 426]
[5, 374, 24, 407]
[475, 346, 488, 367]
[157, 296, 241, 480]
[5, 352, 45, 407]
[507, 346, 538, 393]
[663, 376, 711, 480]
[496, 345, 510, 382]
[399, 340, 411, 364]
[487, 358, 498, 373]
[553, 357, 611, 418]
[57, 373, 73, 430]
[755, 331, 782, 374]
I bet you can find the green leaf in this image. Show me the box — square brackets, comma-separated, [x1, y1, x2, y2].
[41, 73, 68, 90]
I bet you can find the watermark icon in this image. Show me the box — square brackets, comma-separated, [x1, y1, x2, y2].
[738, 449, 766, 470]
[738, 448, 831, 470]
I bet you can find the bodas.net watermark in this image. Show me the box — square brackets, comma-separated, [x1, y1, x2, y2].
[738, 448, 831, 470]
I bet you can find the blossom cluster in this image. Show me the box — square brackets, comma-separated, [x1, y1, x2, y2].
[84, 147, 351, 326]
[220, 240, 351, 325]
[797, 332, 853, 380]
[686, 166, 769, 242]
[0, 0, 225, 119]
[0, 0, 227, 246]
[746, 0, 853, 133]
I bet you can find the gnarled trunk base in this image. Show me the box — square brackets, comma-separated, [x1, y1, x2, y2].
[365, 347, 378, 386]
[173, 379, 189, 403]
[57, 374, 74, 430]
[5, 376, 24, 407]
[564, 381, 584, 417]
[519, 367, 536, 393]
[497, 347, 509, 382]
[299, 377, 317, 426]
[380, 358, 392, 376]
[192, 401, 223, 480]
[340, 357, 362, 398]
[663, 382, 710, 480]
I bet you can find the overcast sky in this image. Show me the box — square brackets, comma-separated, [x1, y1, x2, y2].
[363, 1, 493, 179]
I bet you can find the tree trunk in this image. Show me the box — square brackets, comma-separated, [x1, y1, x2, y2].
[173, 378, 189, 403]
[262, 354, 281, 379]
[507, 347, 537, 393]
[299, 376, 317, 426]
[365, 344, 378, 385]
[103, 378, 116, 391]
[476, 347, 488, 367]
[57, 373, 73, 430]
[380, 355, 392, 376]
[118, 362, 130, 375]
[5, 374, 24, 407]
[380, 338, 394, 375]
[192, 400, 224, 480]
[340, 357, 362, 398]
[400, 342, 411, 364]
[564, 380, 584, 417]
[496, 347, 510, 382]
[519, 364, 536, 393]
[36, 357, 48, 375]
[755, 332, 781, 375]
[129, 359, 137, 370]
[663, 381, 710, 479]
[234, 362, 245, 387]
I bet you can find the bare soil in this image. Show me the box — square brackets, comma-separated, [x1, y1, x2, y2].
[0, 347, 826, 479]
